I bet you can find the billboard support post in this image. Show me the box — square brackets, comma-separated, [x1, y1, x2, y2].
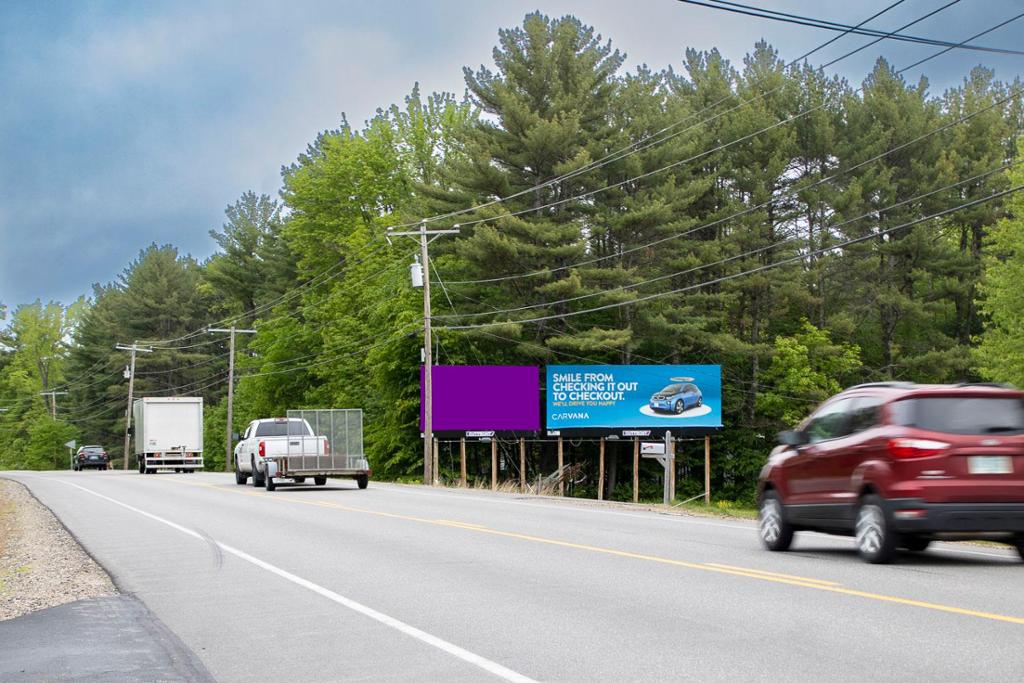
[663, 431, 674, 505]
[491, 440, 497, 491]
[598, 438, 606, 501]
[519, 437, 526, 493]
[432, 437, 439, 486]
[460, 438, 467, 488]
[704, 435, 711, 505]
[632, 438, 639, 503]
[557, 437, 564, 496]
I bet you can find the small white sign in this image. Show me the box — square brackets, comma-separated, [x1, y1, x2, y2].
[466, 431, 495, 438]
[641, 442, 666, 455]
[64, 440, 76, 449]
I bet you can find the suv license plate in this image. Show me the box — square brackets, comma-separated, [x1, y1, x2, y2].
[968, 455, 1012, 475]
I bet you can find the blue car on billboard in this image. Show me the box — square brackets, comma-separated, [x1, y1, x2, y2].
[649, 381, 703, 414]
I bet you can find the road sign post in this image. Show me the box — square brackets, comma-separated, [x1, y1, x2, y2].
[640, 432, 675, 505]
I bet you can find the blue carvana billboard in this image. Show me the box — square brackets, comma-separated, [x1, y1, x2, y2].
[546, 365, 722, 429]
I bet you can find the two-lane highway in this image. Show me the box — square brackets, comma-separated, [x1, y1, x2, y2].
[5, 470, 1023, 681]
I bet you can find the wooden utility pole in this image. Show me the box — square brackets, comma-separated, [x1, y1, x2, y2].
[704, 435, 711, 505]
[598, 437, 606, 501]
[490, 439, 498, 491]
[116, 342, 152, 471]
[459, 437, 467, 488]
[519, 437, 526, 493]
[387, 222, 459, 485]
[38, 390, 68, 419]
[557, 436, 564, 496]
[208, 327, 256, 472]
[633, 438, 640, 503]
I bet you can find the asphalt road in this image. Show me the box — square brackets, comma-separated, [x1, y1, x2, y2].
[4, 470, 1023, 682]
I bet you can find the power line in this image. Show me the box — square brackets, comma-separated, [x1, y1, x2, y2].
[440, 183, 1024, 330]
[678, 0, 1024, 56]
[383, 1, 913, 232]
[435, 161, 1017, 320]
[441, 80, 1021, 286]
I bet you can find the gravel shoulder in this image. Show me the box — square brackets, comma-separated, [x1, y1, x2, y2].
[0, 477, 116, 621]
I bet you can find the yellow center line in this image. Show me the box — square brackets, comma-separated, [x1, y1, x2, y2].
[703, 563, 841, 587]
[145, 476, 1024, 626]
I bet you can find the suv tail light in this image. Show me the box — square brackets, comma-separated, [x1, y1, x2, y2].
[888, 438, 950, 459]
[258, 441, 266, 458]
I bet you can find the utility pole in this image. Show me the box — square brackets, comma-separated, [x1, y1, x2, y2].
[386, 221, 459, 485]
[208, 326, 256, 472]
[38, 391, 68, 419]
[116, 342, 152, 471]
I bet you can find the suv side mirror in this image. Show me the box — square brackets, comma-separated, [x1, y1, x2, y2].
[778, 430, 808, 447]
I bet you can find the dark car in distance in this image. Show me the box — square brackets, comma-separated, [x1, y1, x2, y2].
[757, 382, 1024, 563]
[73, 445, 109, 471]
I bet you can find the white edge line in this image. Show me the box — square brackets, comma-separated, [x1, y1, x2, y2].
[54, 478, 537, 683]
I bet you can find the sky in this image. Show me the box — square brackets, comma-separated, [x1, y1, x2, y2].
[1, 0, 1022, 309]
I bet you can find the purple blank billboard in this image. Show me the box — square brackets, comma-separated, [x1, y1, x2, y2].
[420, 365, 540, 432]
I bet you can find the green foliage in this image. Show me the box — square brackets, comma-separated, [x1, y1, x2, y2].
[977, 144, 1024, 385]
[757, 321, 862, 426]
[3, 13, 1023, 501]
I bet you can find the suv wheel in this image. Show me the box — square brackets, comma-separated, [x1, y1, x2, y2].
[855, 495, 897, 564]
[1013, 536, 1024, 562]
[758, 490, 793, 551]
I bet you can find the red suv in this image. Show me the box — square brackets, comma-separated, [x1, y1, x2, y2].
[757, 382, 1024, 563]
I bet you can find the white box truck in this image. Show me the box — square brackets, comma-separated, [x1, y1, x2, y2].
[133, 396, 204, 474]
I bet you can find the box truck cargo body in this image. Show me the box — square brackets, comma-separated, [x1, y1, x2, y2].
[133, 396, 204, 473]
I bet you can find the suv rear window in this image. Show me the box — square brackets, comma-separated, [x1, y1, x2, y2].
[254, 420, 312, 437]
[891, 397, 1024, 435]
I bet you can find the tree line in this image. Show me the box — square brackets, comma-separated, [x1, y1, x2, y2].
[2, 13, 1023, 502]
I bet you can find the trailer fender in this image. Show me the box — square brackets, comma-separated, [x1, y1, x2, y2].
[266, 460, 279, 479]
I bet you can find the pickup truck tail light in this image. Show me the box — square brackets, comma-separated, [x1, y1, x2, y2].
[324, 440, 330, 455]
[888, 438, 950, 459]
[258, 441, 266, 458]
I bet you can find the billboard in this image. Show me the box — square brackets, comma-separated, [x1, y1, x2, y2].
[421, 365, 541, 432]
[546, 365, 722, 430]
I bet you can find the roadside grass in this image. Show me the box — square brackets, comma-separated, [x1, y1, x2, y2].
[672, 499, 758, 520]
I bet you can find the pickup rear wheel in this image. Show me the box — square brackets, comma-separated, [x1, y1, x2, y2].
[251, 458, 264, 487]
[356, 474, 369, 490]
[314, 476, 327, 486]
[265, 470, 276, 491]
[1013, 536, 1024, 562]
[234, 460, 248, 485]
[758, 490, 793, 551]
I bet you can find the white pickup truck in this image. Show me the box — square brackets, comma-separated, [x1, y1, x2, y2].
[234, 417, 370, 491]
